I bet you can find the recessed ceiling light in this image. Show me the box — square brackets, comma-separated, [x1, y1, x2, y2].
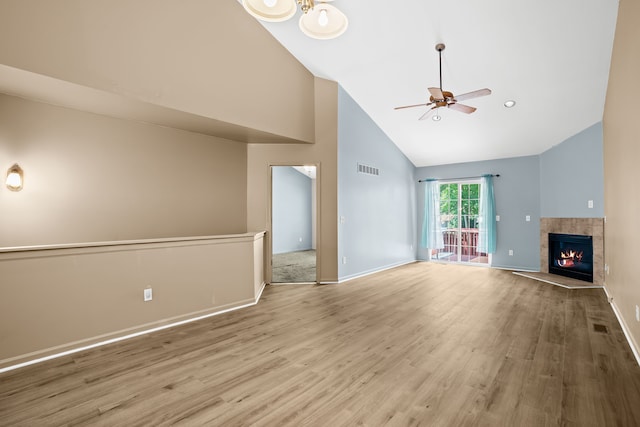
[504, 100, 516, 108]
[432, 114, 442, 121]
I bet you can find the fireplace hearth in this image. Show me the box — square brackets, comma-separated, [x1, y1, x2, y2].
[548, 233, 593, 283]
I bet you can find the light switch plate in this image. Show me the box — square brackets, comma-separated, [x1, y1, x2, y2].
[525, 215, 531, 222]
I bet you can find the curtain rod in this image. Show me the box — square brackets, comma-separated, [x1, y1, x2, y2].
[418, 174, 500, 183]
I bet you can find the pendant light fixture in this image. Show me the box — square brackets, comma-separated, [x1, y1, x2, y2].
[242, 0, 348, 40]
[242, 0, 297, 22]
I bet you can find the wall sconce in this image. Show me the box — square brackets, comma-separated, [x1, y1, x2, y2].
[6, 163, 24, 192]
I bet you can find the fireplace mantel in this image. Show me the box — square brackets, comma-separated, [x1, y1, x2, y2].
[540, 218, 604, 286]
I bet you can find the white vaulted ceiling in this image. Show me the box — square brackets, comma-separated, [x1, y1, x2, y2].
[246, 0, 619, 166]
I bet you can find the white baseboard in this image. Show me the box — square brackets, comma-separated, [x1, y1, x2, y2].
[603, 285, 640, 367]
[338, 259, 416, 283]
[0, 285, 267, 374]
[491, 265, 539, 272]
[512, 272, 603, 289]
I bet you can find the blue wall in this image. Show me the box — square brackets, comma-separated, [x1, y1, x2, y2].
[272, 166, 312, 254]
[338, 86, 417, 280]
[416, 156, 541, 271]
[335, 90, 603, 274]
[540, 122, 604, 218]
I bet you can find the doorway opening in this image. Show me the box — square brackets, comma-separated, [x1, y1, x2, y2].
[431, 181, 489, 265]
[271, 165, 317, 283]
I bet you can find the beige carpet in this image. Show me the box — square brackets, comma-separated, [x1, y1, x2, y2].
[272, 250, 316, 283]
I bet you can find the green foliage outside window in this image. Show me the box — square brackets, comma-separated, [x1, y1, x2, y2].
[440, 183, 480, 229]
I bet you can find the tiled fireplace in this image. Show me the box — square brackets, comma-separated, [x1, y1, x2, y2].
[540, 218, 604, 286]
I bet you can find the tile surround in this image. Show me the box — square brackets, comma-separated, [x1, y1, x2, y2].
[540, 218, 604, 285]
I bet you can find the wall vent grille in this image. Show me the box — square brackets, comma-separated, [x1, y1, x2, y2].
[357, 163, 379, 176]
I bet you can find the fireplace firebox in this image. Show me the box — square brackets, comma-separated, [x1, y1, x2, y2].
[548, 233, 593, 283]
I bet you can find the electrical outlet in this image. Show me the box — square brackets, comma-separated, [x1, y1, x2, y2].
[496, 215, 500, 222]
[636, 305, 639, 322]
[509, 249, 514, 256]
[299, 237, 303, 242]
[588, 200, 594, 209]
[605, 264, 609, 275]
[342, 256, 347, 264]
[144, 287, 153, 302]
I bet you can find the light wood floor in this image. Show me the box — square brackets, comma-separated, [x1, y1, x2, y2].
[1, 262, 640, 426]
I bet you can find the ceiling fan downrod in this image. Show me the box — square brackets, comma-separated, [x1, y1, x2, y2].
[436, 43, 445, 91]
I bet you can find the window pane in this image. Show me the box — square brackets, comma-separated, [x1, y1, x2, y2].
[470, 200, 479, 215]
[470, 184, 479, 199]
[462, 184, 469, 199]
[440, 184, 450, 200]
[461, 200, 469, 215]
[450, 184, 459, 200]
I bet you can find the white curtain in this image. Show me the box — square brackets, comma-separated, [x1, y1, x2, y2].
[421, 181, 444, 249]
[478, 175, 497, 254]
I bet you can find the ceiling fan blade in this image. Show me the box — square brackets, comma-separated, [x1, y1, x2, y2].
[454, 88, 492, 102]
[448, 103, 477, 114]
[394, 102, 433, 110]
[428, 87, 444, 100]
[419, 107, 438, 121]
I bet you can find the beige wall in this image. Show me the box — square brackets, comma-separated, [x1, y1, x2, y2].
[0, 0, 315, 143]
[0, 3, 339, 367]
[247, 78, 339, 283]
[603, 0, 640, 354]
[0, 94, 247, 247]
[0, 233, 265, 366]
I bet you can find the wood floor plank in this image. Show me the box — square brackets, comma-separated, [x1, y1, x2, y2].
[1, 262, 640, 426]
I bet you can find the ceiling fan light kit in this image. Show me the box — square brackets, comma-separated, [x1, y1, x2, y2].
[504, 100, 516, 108]
[242, 0, 348, 39]
[395, 43, 492, 120]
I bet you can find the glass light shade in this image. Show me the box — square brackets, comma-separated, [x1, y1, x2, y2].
[242, 0, 297, 22]
[263, 0, 277, 7]
[6, 164, 23, 191]
[299, 3, 348, 39]
[504, 100, 516, 108]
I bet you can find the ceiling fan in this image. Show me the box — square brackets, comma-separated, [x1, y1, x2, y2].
[395, 43, 491, 120]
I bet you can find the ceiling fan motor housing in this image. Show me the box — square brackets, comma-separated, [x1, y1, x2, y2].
[430, 91, 454, 106]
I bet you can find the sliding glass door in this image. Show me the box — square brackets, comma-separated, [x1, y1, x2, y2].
[432, 181, 489, 264]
